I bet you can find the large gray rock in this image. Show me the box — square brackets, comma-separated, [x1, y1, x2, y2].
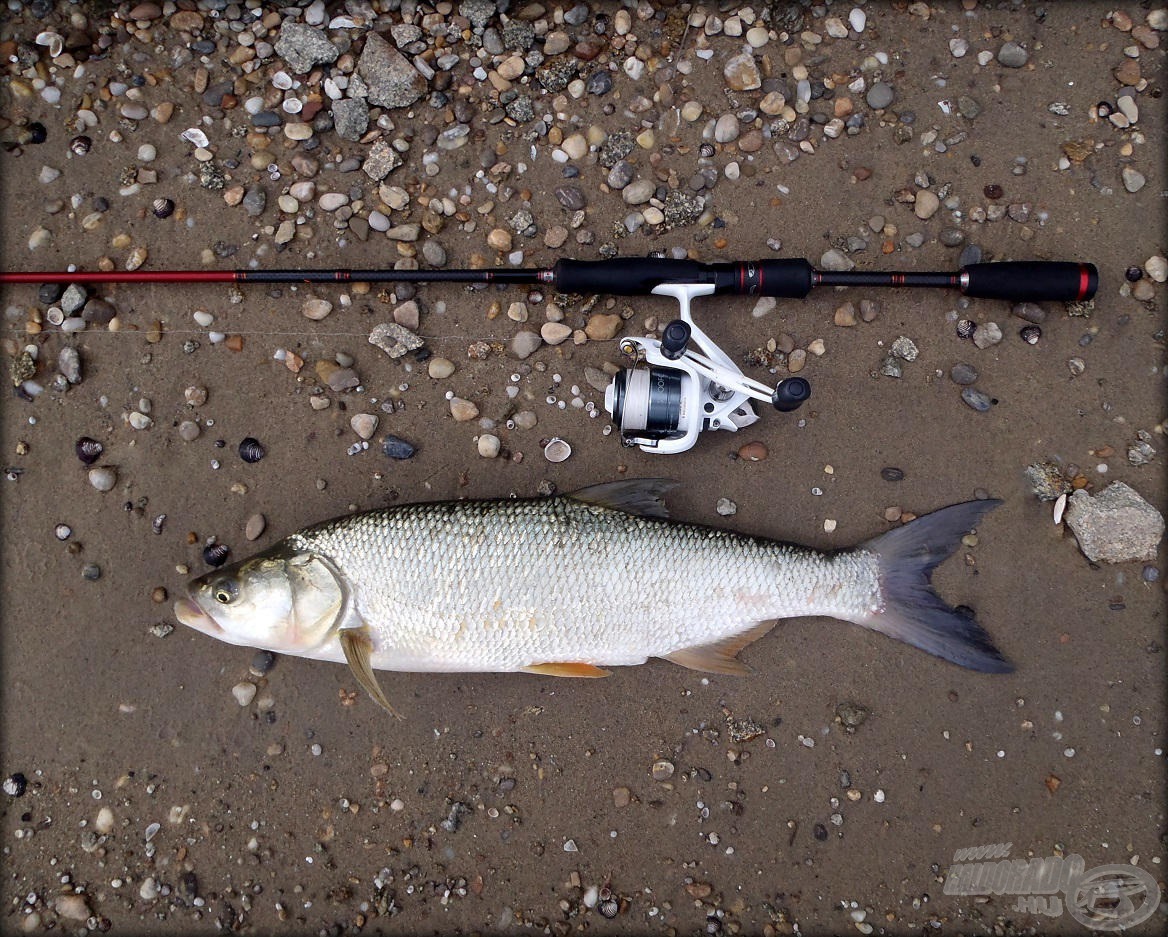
[275, 22, 339, 74]
[1065, 482, 1164, 563]
[358, 32, 426, 109]
[331, 98, 369, 141]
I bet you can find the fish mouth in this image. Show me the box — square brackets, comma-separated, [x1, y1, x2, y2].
[174, 596, 221, 635]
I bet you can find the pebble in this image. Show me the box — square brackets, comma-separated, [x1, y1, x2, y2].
[1146, 256, 1167, 283]
[716, 498, 738, 517]
[351, 414, 378, 440]
[1121, 166, 1146, 193]
[428, 357, 455, 379]
[245, 514, 266, 541]
[541, 322, 573, 345]
[621, 179, 655, 205]
[232, 682, 257, 706]
[738, 442, 768, 462]
[477, 434, 501, 458]
[487, 228, 512, 252]
[511, 331, 542, 360]
[302, 299, 333, 321]
[88, 466, 117, 492]
[972, 322, 1002, 349]
[961, 387, 993, 412]
[997, 41, 1030, 68]
[1065, 482, 1165, 563]
[881, 467, 905, 482]
[382, 435, 418, 460]
[54, 895, 91, 922]
[651, 759, 675, 781]
[914, 190, 940, 220]
[450, 398, 479, 422]
[178, 420, 201, 442]
[866, 82, 895, 109]
[724, 52, 761, 91]
[584, 314, 621, 341]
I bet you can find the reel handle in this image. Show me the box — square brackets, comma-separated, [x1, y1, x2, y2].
[772, 377, 811, 412]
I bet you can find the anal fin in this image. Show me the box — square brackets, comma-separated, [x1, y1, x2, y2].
[340, 626, 403, 719]
[523, 662, 612, 678]
[663, 621, 776, 675]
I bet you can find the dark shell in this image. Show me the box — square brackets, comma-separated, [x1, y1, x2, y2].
[1125, 265, 1143, 282]
[203, 542, 230, 567]
[152, 197, 175, 219]
[598, 895, 620, 919]
[238, 437, 266, 463]
[1096, 101, 1113, 118]
[25, 122, 47, 145]
[3, 773, 28, 797]
[382, 435, 418, 460]
[69, 134, 92, 156]
[1020, 325, 1042, 345]
[955, 318, 976, 339]
[699, 142, 716, 158]
[75, 436, 104, 464]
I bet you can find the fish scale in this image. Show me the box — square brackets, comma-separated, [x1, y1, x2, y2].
[289, 497, 881, 672]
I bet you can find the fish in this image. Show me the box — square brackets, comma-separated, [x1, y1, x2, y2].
[174, 479, 1012, 716]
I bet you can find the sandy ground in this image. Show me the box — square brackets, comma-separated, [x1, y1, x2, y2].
[2, 1, 1165, 934]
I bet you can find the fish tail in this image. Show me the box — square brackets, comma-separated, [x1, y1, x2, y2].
[856, 499, 1013, 673]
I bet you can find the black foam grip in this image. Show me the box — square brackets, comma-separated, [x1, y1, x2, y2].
[961, 262, 1098, 302]
[751, 259, 815, 298]
[552, 258, 707, 295]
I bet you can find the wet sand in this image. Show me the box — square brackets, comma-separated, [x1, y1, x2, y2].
[2, 2, 1165, 934]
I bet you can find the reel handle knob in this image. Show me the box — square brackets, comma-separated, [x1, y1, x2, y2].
[772, 377, 810, 412]
[660, 320, 691, 360]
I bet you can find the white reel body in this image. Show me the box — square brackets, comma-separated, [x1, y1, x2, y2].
[603, 284, 807, 454]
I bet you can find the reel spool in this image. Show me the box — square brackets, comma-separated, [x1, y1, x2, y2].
[603, 283, 810, 454]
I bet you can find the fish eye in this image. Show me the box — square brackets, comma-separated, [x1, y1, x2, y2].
[213, 579, 239, 604]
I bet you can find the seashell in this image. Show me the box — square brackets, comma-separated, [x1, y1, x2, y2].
[543, 438, 572, 463]
[955, 318, 975, 339]
[69, 134, 92, 156]
[54, 523, 72, 541]
[152, 197, 175, 219]
[35, 30, 64, 58]
[238, 436, 266, 463]
[203, 542, 230, 567]
[1019, 325, 1041, 345]
[181, 127, 210, 149]
[699, 142, 716, 158]
[87, 466, 116, 492]
[1052, 492, 1067, 526]
[20, 122, 48, 146]
[76, 436, 104, 464]
[597, 889, 620, 919]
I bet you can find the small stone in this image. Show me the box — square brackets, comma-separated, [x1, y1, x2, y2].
[651, 759, 675, 781]
[866, 82, 895, 109]
[351, 414, 378, 440]
[450, 397, 479, 421]
[274, 22, 339, 74]
[1011, 302, 1046, 324]
[914, 190, 940, 220]
[585, 314, 621, 341]
[819, 249, 854, 272]
[891, 336, 918, 361]
[1065, 482, 1164, 563]
[302, 298, 333, 321]
[1145, 255, 1167, 283]
[716, 498, 737, 516]
[621, 179, 655, 205]
[612, 787, 631, 808]
[1121, 166, 1146, 193]
[393, 300, 420, 330]
[714, 113, 740, 143]
[368, 322, 423, 359]
[881, 467, 905, 482]
[787, 348, 807, 373]
[511, 330, 542, 360]
[834, 303, 857, 327]
[951, 364, 979, 386]
[541, 322, 573, 345]
[997, 41, 1029, 68]
[88, 466, 116, 491]
[245, 514, 266, 541]
[738, 441, 768, 462]
[961, 387, 993, 412]
[723, 52, 761, 91]
[487, 228, 513, 252]
[382, 435, 418, 460]
[477, 434, 501, 458]
[972, 322, 1002, 349]
[54, 895, 91, 922]
[427, 357, 455, 379]
[232, 682, 257, 706]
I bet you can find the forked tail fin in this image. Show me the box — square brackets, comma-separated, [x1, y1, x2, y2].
[856, 500, 1013, 673]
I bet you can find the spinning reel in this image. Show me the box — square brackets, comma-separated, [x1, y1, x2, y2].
[604, 283, 810, 454]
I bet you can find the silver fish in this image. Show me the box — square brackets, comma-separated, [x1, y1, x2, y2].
[175, 480, 1011, 715]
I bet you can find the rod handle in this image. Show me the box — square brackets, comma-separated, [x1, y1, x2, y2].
[961, 262, 1098, 302]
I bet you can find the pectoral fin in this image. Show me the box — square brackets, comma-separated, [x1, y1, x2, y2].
[523, 662, 612, 678]
[339, 627, 403, 719]
[663, 621, 776, 675]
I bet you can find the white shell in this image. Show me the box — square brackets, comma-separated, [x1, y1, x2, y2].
[181, 127, 210, 149]
[1052, 492, 1068, 526]
[36, 31, 64, 58]
[543, 438, 572, 463]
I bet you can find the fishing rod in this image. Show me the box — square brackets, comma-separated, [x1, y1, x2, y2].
[0, 257, 1098, 303]
[1, 256, 1099, 454]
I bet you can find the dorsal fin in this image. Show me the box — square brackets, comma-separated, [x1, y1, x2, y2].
[663, 621, 777, 675]
[568, 479, 676, 518]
